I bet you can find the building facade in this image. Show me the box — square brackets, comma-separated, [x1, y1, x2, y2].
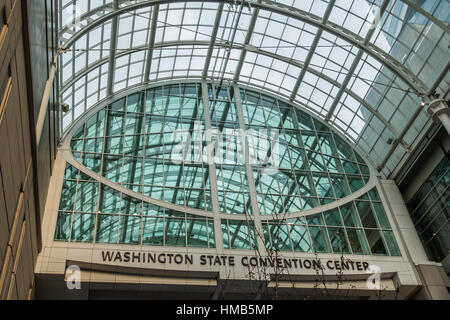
[0, 0, 58, 299]
[35, 82, 449, 299]
[0, 0, 449, 300]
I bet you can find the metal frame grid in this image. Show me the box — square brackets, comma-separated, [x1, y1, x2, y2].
[57, 0, 450, 178]
[55, 160, 401, 256]
[68, 82, 372, 216]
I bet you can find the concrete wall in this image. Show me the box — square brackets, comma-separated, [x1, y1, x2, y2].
[412, 264, 450, 300]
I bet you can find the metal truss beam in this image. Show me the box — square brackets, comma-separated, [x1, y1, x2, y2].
[106, 0, 119, 95]
[202, 3, 224, 78]
[377, 60, 450, 173]
[144, 5, 159, 82]
[217, 2, 245, 86]
[376, 102, 424, 172]
[399, 0, 450, 34]
[325, 0, 390, 122]
[58, 0, 446, 175]
[290, 0, 335, 101]
[427, 60, 450, 97]
[58, 0, 429, 96]
[233, 0, 261, 82]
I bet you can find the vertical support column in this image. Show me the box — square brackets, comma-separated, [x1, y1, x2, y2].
[427, 99, 450, 136]
[201, 81, 223, 250]
[106, 0, 119, 96]
[232, 84, 266, 253]
[377, 179, 429, 265]
[144, 5, 159, 82]
[414, 264, 450, 299]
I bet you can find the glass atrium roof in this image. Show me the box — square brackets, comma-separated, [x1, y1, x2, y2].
[57, 0, 450, 178]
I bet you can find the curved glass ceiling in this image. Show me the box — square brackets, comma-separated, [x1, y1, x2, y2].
[57, 0, 450, 178]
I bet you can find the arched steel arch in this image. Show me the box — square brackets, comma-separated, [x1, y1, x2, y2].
[60, 40, 405, 144]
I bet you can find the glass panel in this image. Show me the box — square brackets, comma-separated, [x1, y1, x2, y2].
[59, 180, 76, 211]
[355, 200, 378, 228]
[84, 138, 103, 153]
[327, 227, 351, 254]
[72, 125, 85, 140]
[289, 224, 312, 252]
[126, 92, 142, 113]
[64, 163, 79, 180]
[364, 229, 388, 255]
[96, 214, 119, 243]
[71, 213, 95, 242]
[74, 181, 98, 212]
[71, 139, 83, 152]
[306, 213, 324, 226]
[313, 118, 330, 132]
[346, 228, 370, 255]
[143, 203, 164, 216]
[323, 156, 344, 173]
[309, 226, 331, 253]
[208, 219, 216, 248]
[294, 111, 312, 130]
[223, 220, 257, 250]
[347, 175, 364, 192]
[313, 173, 334, 198]
[330, 174, 350, 198]
[142, 217, 164, 245]
[341, 160, 360, 174]
[103, 155, 123, 183]
[295, 172, 316, 197]
[119, 215, 141, 244]
[262, 222, 272, 249]
[287, 216, 306, 225]
[54, 212, 72, 241]
[368, 187, 381, 201]
[81, 153, 102, 172]
[323, 208, 343, 226]
[221, 220, 230, 249]
[165, 217, 186, 247]
[186, 218, 209, 248]
[111, 98, 125, 111]
[99, 186, 121, 213]
[302, 132, 321, 152]
[334, 135, 356, 162]
[372, 202, 391, 229]
[120, 194, 141, 215]
[340, 202, 362, 227]
[266, 223, 292, 251]
[359, 164, 370, 176]
[302, 197, 319, 209]
[357, 193, 370, 200]
[85, 110, 105, 137]
[382, 231, 402, 256]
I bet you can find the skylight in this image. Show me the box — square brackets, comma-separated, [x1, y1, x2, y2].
[57, 0, 450, 178]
